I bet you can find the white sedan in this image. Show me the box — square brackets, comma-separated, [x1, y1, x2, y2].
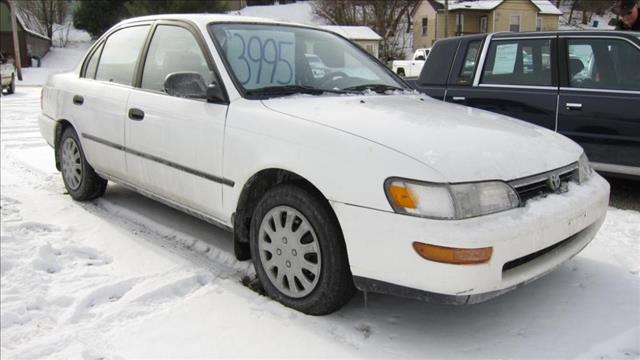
[39, 14, 609, 315]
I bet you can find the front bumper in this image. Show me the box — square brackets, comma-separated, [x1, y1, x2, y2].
[332, 174, 609, 302]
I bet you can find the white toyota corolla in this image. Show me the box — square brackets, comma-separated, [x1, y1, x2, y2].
[39, 14, 609, 315]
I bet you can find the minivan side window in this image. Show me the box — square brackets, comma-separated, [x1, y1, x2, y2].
[83, 42, 104, 79]
[95, 25, 150, 86]
[141, 25, 214, 94]
[457, 40, 481, 84]
[567, 38, 640, 92]
[481, 39, 552, 87]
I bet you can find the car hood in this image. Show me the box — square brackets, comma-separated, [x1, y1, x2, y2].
[261, 94, 583, 182]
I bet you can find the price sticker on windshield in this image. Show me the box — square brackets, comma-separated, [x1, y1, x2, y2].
[223, 30, 295, 89]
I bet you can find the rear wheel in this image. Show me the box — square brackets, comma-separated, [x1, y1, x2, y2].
[58, 127, 107, 201]
[7, 74, 15, 94]
[249, 184, 354, 315]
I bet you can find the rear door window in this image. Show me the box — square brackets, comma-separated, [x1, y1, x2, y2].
[95, 25, 150, 86]
[567, 38, 640, 91]
[481, 39, 552, 86]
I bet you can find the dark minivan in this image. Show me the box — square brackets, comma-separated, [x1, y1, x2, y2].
[411, 31, 639, 178]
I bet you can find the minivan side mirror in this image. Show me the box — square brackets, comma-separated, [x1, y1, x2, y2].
[164, 72, 226, 103]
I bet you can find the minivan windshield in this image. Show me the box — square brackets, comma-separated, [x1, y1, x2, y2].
[209, 23, 407, 96]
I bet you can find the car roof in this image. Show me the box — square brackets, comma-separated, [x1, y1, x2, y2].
[491, 30, 640, 40]
[117, 13, 313, 30]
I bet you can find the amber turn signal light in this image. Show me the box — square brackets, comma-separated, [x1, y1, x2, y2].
[412, 242, 492, 265]
[388, 185, 417, 209]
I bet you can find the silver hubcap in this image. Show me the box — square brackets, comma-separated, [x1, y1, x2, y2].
[61, 137, 82, 190]
[258, 206, 321, 298]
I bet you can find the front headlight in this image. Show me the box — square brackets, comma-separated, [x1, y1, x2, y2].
[578, 152, 593, 183]
[385, 178, 520, 220]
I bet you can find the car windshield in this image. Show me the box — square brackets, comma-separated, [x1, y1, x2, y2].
[209, 23, 406, 96]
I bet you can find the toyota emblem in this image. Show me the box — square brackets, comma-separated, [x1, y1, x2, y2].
[548, 174, 561, 192]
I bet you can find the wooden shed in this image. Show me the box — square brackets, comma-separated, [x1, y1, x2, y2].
[0, 0, 51, 67]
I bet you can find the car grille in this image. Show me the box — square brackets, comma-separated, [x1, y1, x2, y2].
[509, 163, 579, 205]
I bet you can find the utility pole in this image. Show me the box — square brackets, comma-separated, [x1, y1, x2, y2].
[444, 0, 449, 38]
[9, 0, 23, 80]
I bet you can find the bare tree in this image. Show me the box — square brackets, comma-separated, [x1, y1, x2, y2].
[568, 0, 579, 24]
[313, 0, 421, 62]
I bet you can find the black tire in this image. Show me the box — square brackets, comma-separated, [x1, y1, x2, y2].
[58, 127, 107, 201]
[249, 184, 355, 315]
[7, 74, 15, 94]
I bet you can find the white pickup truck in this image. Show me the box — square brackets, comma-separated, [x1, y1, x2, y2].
[391, 48, 430, 77]
[0, 53, 16, 95]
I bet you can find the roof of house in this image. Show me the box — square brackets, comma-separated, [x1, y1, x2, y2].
[15, 4, 50, 40]
[531, 0, 563, 15]
[319, 26, 383, 41]
[432, 0, 562, 15]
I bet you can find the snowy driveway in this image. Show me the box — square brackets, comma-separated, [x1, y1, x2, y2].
[1, 87, 639, 359]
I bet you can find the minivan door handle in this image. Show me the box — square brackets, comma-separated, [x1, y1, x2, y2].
[73, 95, 84, 105]
[566, 103, 582, 110]
[128, 108, 145, 121]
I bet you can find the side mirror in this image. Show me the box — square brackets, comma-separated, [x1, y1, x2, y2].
[164, 72, 226, 103]
[205, 82, 226, 104]
[164, 72, 207, 99]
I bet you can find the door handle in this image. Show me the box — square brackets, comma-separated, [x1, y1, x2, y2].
[128, 108, 145, 121]
[73, 95, 84, 105]
[452, 96, 466, 101]
[566, 103, 582, 110]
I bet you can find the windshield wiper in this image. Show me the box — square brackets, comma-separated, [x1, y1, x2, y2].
[246, 85, 345, 96]
[341, 84, 405, 93]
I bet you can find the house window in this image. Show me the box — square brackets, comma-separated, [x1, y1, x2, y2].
[456, 13, 464, 35]
[365, 44, 375, 55]
[536, 17, 543, 31]
[509, 15, 520, 32]
[422, 18, 428, 36]
[480, 16, 488, 33]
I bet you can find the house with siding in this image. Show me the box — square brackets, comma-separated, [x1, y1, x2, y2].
[320, 26, 383, 58]
[0, 0, 51, 67]
[412, 0, 562, 50]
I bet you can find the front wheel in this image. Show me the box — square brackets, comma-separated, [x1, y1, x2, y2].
[58, 127, 107, 201]
[249, 184, 354, 315]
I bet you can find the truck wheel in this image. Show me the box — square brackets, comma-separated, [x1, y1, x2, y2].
[249, 184, 355, 315]
[7, 74, 15, 94]
[397, 68, 405, 77]
[58, 127, 107, 201]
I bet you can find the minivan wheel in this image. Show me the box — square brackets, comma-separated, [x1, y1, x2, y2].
[249, 184, 355, 315]
[58, 127, 107, 201]
[7, 74, 15, 94]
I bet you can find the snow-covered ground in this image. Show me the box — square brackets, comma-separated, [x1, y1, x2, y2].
[559, 5, 616, 30]
[18, 42, 91, 86]
[1, 87, 639, 358]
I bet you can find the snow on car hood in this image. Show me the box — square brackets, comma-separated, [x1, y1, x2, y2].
[261, 94, 583, 182]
